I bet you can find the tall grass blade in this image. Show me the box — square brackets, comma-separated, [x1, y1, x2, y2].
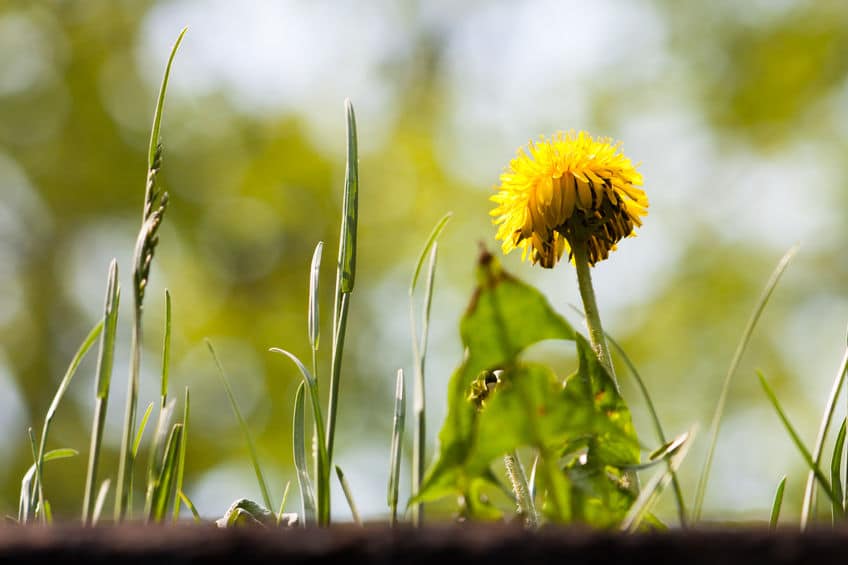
[270, 347, 330, 525]
[830, 418, 846, 521]
[132, 401, 156, 458]
[293, 383, 316, 526]
[410, 214, 451, 525]
[208, 340, 273, 511]
[769, 476, 786, 530]
[148, 424, 183, 522]
[116, 28, 186, 521]
[20, 448, 78, 523]
[172, 387, 190, 522]
[800, 346, 848, 528]
[83, 260, 120, 525]
[92, 479, 111, 526]
[335, 465, 362, 525]
[144, 398, 176, 517]
[621, 429, 693, 532]
[35, 321, 102, 523]
[326, 99, 359, 466]
[388, 369, 406, 526]
[161, 289, 172, 401]
[693, 244, 798, 521]
[757, 371, 840, 507]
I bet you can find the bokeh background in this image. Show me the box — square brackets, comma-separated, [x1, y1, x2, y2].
[1, 0, 847, 524]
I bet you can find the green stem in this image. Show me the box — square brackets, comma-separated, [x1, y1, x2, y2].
[570, 237, 619, 390]
[504, 451, 538, 528]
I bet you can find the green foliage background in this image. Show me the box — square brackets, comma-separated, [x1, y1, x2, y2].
[0, 0, 846, 522]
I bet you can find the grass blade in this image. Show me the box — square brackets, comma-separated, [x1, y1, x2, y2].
[270, 347, 330, 525]
[34, 321, 103, 523]
[207, 340, 273, 511]
[693, 244, 798, 521]
[144, 398, 176, 517]
[831, 418, 846, 521]
[800, 346, 848, 528]
[621, 429, 693, 532]
[409, 212, 452, 294]
[172, 387, 190, 522]
[20, 447, 78, 523]
[335, 465, 362, 525]
[178, 491, 201, 523]
[161, 289, 172, 400]
[148, 424, 183, 522]
[308, 242, 323, 354]
[388, 369, 406, 526]
[132, 401, 156, 458]
[147, 27, 187, 168]
[91, 479, 111, 526]
[293, 382, 317, 526]
[276, 480, 292, 525]
[757, 371, 840, 507]
[769, 476, 787, 530]
[326, 99, 359, 466]
[82, 260, 120, 525]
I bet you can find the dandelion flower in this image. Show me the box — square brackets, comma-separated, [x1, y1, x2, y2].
[490, 131, 647, 268]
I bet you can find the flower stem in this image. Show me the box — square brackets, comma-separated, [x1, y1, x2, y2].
[504, 451, 538, 528]
[570, 237, 619, 390]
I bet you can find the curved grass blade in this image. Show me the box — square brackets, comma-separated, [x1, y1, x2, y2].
[388, 369, 406, 526]
[147, 27, 187, 168]
[335, 466, 362, 525]
[275, 480, 292, 525]
[757, 371, 840, 507]
[326, 99, 359, 466]
[769, 476, 786, 530]
[148, 424, 183, 522]
[693, 244, 798, 521]
[270, 347, 329, 525]
[178, 491, 201, 523]
[132, 401, 156, 458]
[35, 321, 103, 523]
[409, 212, 452, 294]
[621, 429, 693, 532]
[800, 347, 848, 528]
[91, 479, 111, 526]
[208, 340, 273, 511]
[20, 447, 78, 523]
[144, 398, 177, 517]
[831, 418, 846, 521]
[308, 242, 323, 354]
[292, 382, 316, 526]
[172, 388, 190, 522]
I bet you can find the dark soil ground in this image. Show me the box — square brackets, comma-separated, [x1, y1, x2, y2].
[0, 523, 845, 564]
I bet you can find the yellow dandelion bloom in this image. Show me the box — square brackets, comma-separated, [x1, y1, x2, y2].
[490, 131, 647, 268]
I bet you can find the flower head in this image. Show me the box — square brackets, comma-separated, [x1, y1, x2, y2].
[490, 131, 647, 268]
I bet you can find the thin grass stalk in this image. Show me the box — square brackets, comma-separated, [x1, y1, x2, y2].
[148, 424, 183, 522]
[82, 260, 119, 525]
[800, 346, 848, 529]
[20, 447, 78, 523]
[292, 383, 316, 526]
[693, 245, 798, 521]
[335, 466, 362, 525]
[388, 369, 406, 526]
[504, 451, 538, 528]
[275, 480, 292, 525]
[92, 479, 110, 526]
[409, 213, 451, 525]
[115, 28, 186, 521]
[172, 387, 190, 522]
[830, 418, 846, 522]
[757, 371, 840, 506]
[326, 100, 359, 466]
[178, 491, 201, 522]
[769, 476, 787, 530]
[34, 322, 103, 523]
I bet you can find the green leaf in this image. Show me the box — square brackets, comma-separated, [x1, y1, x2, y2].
[831, 418, 846, 521]
[132, 401, 156, 458]
[292, 382, 316, 526]
[769, 475, 787, 530]
[388, 369, 406, 525]
[148, 423, 183, 522]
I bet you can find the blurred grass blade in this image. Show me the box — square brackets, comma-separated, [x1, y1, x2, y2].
[270, 347, 329, 525]
[293, 382, 316, 526]
[20, 428, 38, 523]
[149, 424, 183, 522]
[35, 321, 103, 523]
[335, 466, 362, 525]
[757, 371, 840, 507]
[800, 346, 848, 528]
[83, 260, 120, 525]
[173, 388, 190, 522]
[409, 212, 452, 525]
[388, 369, 406, 526]
[831, 418, 846, 521]
[308, 242, 323, 353]
[92, 479, 111, 526]
[144, 399, 177, 516]
[179, 491, 201, 523]
[147, 27, 187, 168]
[769, 476, 787, 530]
[161, 289, 172, 400]
[326, 99, 359, 466]
[528, 454, 539, 502]
[132, 401, 156, 458]
[276, 480, 292, 525]
[20, 448, 78, 523]
[208, 340, 273, 511]
[693, 244, 798, 521]
[621, 429, 693, 532]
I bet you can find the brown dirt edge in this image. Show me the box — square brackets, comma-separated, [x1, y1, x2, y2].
[0, 524, 845, 564]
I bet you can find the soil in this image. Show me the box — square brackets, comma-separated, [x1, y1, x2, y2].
[0, 523, 845, 564]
